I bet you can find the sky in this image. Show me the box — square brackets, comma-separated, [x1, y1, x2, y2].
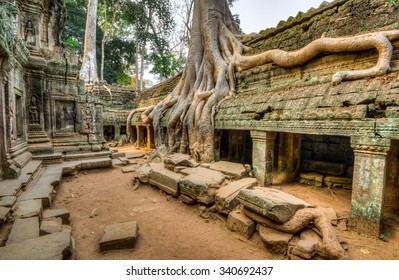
[230, 0, 331, 33]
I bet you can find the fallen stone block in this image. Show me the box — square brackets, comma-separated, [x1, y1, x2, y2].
[324, 175, 352, 189]
[290, 229, 323, 260]
[238, 187, 312, 224]
[302, 160, 346, 176]
[180, 167, 225, 183]
[137, 164, 152, 183]
[215, 178, 258, 214]
[202, 161, 248, 179]
[125, 151, 146, 159]
[226, 209, 256, 239]
[0, 196, 16, 208]
[122, 166, 135, 173]
[178, 194, 196, 205]
[0, 227, 73, 260]
[111, 152, 126, 159]
[17, 184, 54, 208]
[164, 153, 198, 171]
[81, 158, 112, 170]
[113, 159, 123, 166]
[179, 172, 224, 205]
[258, 225, 294, 255]
[99, 221, 139, 252]
[149, 163, 184, 197]
[299, 172, 324, 187]
[128, 159, 137, 165]
[118, 157, 129, 165]
[13, 199, 43, 219]
[6, 217, 40, 245]
[0, 206, 11, 224]
[43, 208, 70, 224]
[40, 217, 62, 236]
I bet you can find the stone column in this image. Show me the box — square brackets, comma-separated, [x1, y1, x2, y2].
[114, 125, 121, 141]
[350, 137, 391, 237]
[146, 125, 151, 150]
[250, 131, 277, 187]
[277, 133, 302, 183]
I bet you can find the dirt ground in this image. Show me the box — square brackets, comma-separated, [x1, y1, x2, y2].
[53, 145, 399, 260]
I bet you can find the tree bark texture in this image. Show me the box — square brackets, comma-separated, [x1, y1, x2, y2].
[80, 0, 99, 83]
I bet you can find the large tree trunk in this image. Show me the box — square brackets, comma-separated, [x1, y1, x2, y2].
[142, 0, 243, 162]
[80, 0, 99, 83]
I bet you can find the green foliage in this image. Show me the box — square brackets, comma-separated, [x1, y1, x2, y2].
[389, 0, 398, 5]
[150, 52, 186, 81]
[116, 73, 133, 87]
[359, 26, 367, 32]
[63, 37, 79, 48]
[379, 233, 388, 242]
[240, 80, 249, 89]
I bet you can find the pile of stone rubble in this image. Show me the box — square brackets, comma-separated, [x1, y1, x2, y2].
[137, 153, 348, 260]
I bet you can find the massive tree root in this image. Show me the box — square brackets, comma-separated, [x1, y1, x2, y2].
[137, 0, 399, 162]
[244, 207, 347, 260]
[234, 30, 399, 85]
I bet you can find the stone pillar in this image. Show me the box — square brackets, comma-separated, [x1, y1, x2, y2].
[350, 137, 391, 237]
[146, 126, 151, 150]
[277, 133, 302, 183]
[114, 125, 121, 141]
[250, 131, 277, 187]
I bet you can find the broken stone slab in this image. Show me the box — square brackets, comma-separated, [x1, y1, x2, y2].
[226, 209, 256, 239]
[40, 217, 62, 236]
[113, 159, 124, 166]
[0, 196, 16, 208]
[111, 152, 126, 159]
[202, 161, 248, 179]
[65, 151, 111, 161]
[125, 151, 146, 159]
[238, 187, 312, 224]
[17, 184, 54, 209]
[0, 179, 24, 197]
[179, 167, 226, 183]
[118, 157, 129, 165]
[61, 161, 81, 176]
[128, 159, 137, 165]
[137, 163, 152, 183]
[164, 153, 199, 171]
[99, 221, 139, 252]
[0, 206, 11, 224]
[81, 158, 112, 170]
[122, 166, 135, 173]
[179, 172, 225, 205]
[148, 163, 184, 197]
[299, 172, 324, 187]
[290, 229, 323, 260]
[13, 199, 43, 219]
[6, 217, 40, 245]
[215, 178, 258, 214]
[43, 208, 70, 224]
[324, 175, 352, 189]
[0, 227, 73, 260]
[258, 224, 294, 255]
[178, 194, 196, 205]
[302, 160, 346, 176]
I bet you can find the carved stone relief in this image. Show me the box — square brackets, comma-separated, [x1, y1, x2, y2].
[28, 94, 40, 124]
[24, 20, 36, 46]
[55, 100, 75, 133]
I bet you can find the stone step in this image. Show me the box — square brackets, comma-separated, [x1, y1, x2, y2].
[28, 142, 54, 155]
[13, 199, 43, 219]
[125, 151, 146, 159]
[80, 158, 112, 170]
[18, 165, 63, 208]
[6, 217, 40, 245]
[111, 152, 126, 159]
[0, 227, 73, 260]
[64, 151, 111, 161]
[32, 153, 63, 165]
[43, 208, 70, 224]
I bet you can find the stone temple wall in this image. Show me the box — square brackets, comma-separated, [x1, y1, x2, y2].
[0, 0, 107, 179]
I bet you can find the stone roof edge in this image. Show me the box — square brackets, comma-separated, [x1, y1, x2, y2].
[246, 0, 347, 45]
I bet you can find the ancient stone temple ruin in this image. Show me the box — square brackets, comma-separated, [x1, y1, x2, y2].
[0, 0, 107, 181]
[129, 0, 399, 239]
[1, 0, 399, 260]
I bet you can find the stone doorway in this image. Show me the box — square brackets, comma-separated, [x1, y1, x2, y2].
[216, 129, 252, 165]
